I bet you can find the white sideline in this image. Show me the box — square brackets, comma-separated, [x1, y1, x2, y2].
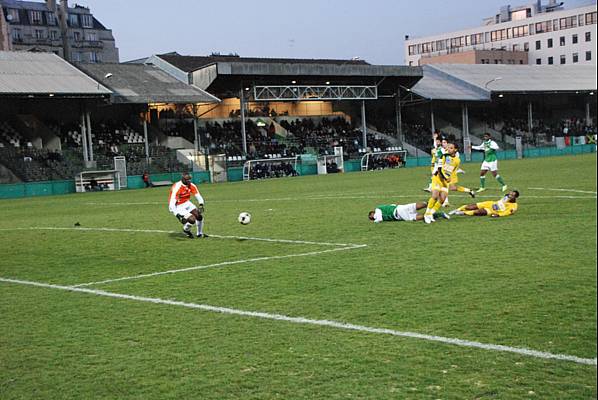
[71, 244, 366, 287]
[0, 227, 361, 247]
[1, 277, 595, 367]
[527, 187, 597, 194]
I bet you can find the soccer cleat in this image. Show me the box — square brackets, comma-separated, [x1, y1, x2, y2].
[422, 187, 431, 193]
[439, 212, 450, 220]
[449, 210, 465, 216]
[468, 190, 476, 198]
[196, 233, 209, 238]
[501, 185, 508, 192]
[183, 228, 193, 239]
[424, 214, 435, 224]
[476, 187, 486, 193]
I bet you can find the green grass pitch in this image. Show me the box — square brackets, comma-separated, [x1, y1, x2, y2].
[1, 154, 596, 399]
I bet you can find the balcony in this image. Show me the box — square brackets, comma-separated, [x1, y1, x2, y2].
[71, 40, 104, 49]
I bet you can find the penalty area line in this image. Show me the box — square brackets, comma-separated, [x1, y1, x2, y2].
[0, 276, 595, 367]
[71, 244, 367, 287]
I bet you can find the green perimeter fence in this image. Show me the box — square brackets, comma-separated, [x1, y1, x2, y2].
[1, 144, 595, 199]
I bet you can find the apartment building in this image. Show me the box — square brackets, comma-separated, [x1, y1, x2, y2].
[405, 1, 597, 66]
[0, 0, 118, 63]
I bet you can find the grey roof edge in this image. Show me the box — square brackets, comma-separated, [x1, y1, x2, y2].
[190, 84, 221, 103]
[144, 55, 190, 84]
[423, 65, 490, 100]
[218, 61, 422, 77]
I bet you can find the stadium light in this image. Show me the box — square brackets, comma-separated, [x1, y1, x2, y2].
[484, 77, 503, 89]
[291, 80, 297, 84]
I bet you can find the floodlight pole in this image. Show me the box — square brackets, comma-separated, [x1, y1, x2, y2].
[143, 110, 149, 162]
[361, 100, 367, 149]
[240, 87, 248, 154]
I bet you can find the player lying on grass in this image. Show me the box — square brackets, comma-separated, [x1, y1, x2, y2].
[168, 173, 208, 238]
[368, 202, 449, 223]
[449, 190, 519, 217]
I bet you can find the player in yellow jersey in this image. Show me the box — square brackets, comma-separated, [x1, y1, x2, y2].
[449, 190, 520, 217]
[424, 140, 460, 224]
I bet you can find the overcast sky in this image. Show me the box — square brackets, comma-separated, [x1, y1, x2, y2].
[78, 0, 594, 64]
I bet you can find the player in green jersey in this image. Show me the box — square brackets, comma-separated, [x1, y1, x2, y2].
[368, 202, 449, 223]
[471, 133, 508, 193]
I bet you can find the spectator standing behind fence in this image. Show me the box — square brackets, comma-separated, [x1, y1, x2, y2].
[142, 171, 152, 188]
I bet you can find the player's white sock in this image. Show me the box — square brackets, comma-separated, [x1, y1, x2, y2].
[183, 222, 192, 231]
[196, 220, 204, 235]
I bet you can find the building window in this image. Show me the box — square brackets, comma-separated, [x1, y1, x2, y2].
[512, 25, 529, 38]
[586, 32, 592, 42]
[68, 14, 79, 27]
[560, 55, 566, 64]
[579, 14, 585, 26]
[519, 60, 524, 64]
[408, 45, 416, 56]
[536, 58, 542, 64]
[81, 14, 93, 28]
[572, 34, 578, 44]
[29, 10, 42, 25]
[573, 53, 579, 63]
[560, 16, 577, 30]
[548, 56, 554, 64]
[46, 12, 57, 25]
[34, 29, 44, 39]
[72, 52, 81, 62]
[535, 40, 541, 50]
[89, 52, 99, 63]
[85, 32, 97, 41]
[10, 28, 22, 41]
[6, 8, 19, 22]
[73, 31, 81, 41]
[524, 42, 529, 52]
[547, 38, 553, 48]
[553, 19, 559, 31]
[560, 36, 565, 46]
[586, 12, 597, 25]
[586, 51, 592, 61]
[50, 30, 59, 40]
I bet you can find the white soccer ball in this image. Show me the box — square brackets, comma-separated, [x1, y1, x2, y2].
[238, 212, 251, 225]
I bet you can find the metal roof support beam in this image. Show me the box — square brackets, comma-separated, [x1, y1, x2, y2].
[361, 101, 367, 149]
[462, 103, 471, 161]
[240, 88, 247, 154]
[252, 85, 377, 101]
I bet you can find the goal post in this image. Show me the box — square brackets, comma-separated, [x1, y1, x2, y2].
[361, 150, 407, 171]
[113, 156, 127, 189]
[75, 170, 121, 192]
[317, 146, 344, 175]
[242, 156, 299, 181]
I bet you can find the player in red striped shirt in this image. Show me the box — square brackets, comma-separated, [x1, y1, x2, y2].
[168, 173, 207, 238]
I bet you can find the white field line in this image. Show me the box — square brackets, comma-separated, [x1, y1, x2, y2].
[84, 193, 596, 207]
[1, 277, 595, 367]
[0, 227, 360, 247]
[71, 244, 366, 287]
[528, 187, 597, 194]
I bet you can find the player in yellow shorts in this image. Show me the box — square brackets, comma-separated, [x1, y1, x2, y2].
[449, 190, 520, 217]
[424, 140, 460, 224]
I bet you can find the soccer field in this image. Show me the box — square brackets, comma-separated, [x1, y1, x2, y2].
[1, 154, 596, 399]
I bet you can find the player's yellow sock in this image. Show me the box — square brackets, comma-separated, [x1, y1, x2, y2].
[432, 201, 442, 213]
[457, 205, 467, 211]
[456, 186, 471, 193]
[425, 197, 436, 215]
[463, 210, 476, 216]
